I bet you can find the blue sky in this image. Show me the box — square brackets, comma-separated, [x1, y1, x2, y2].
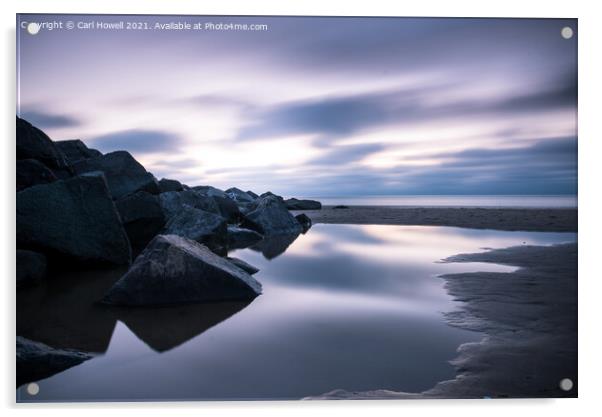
[17, 15, 577, 196]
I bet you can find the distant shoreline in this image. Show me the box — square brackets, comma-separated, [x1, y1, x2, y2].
[294, 206, 578, 232]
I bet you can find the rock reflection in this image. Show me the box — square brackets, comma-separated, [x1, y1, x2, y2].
[248, 233, 300, 259]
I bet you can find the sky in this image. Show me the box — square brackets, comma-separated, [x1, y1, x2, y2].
[17, 15, 577, 197]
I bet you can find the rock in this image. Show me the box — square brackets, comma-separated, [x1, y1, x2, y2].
[16, 117, 69, 170]
[295, 213, 312, 233]
[163, 205, 227, 254]
[72, 151, 160, 199]
[227, 225, 263, 250]
[333, 205, 349, 209]
[17, 174, 132, 266]
[285, 198, 322, 210]
[158, 178, 184, 193]
[225, 187, 255, 203]
[246, 190, 259, 199]
[16, 159, 57, 191]
[54, 139, 102, 164]
[237, 201, 258, 215]
[192, 185, 227, 199]
[159, 190, 221, 219]
[102, 234, 262, 306]
[115, 191, 166, 248]
[16, 250, 46, 288]
[212, 195, 242, 223]
[227, 257, 260, 275]
[260, 191, 284, 201]
[241, 195, 303, 235]
[17, 336, 94, 387]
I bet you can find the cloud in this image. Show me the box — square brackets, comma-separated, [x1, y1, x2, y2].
[19, 110, 81, 128]
[309, 143, 387, 166]
[90, 129, 182, 154]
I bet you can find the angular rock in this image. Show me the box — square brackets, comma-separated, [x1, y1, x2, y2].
[246, 190, 259, 199]
[241, 195, 303, 235]
[116, 191, 166, 248]
[192, 185, 227, 199]
[16, 250, 46, 288]
[17, 174, 132, 266]
[163, 205, 227, 253]
[225, 187, 255, 203]
[158, 178, 184, 193]
[17, 336, 93, 387]
[102, 234, 262, 306]
[238, 201, 258, 215]
[16, 159, 57, 191]
[295, 213, 312, 233]
[159, 190, 221, 219]
[54, 139, 102, 165]
[260, 191, 284, 201]
[227, 225, 263, 250]
[226, 257, 260, 275]
[212, 195, 242, 223]
[72, 151, 160, 199]
[16, 117, 69, 170]
[285, 198, 322, 210]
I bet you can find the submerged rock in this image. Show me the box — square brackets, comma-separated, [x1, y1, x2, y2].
[295, 213, 312, 233]
[16, 117, 69, 171]
[72, 150, 160, 199]
[159, 190, 221, 219]
[226, 257, 260, 275]
[16, 250, 46, 288]
[102, 234, 262, 306]
[158, 178, 184, 193]
[227, 225, 263, 250]
[241, 195, 303, 235]
[284, 198, 322, 210]
[54, 139, 102, 165]
[17, 336, 94, 388]
[17, 174, 132, 266]
[163, 205, 227, 253]
[116, 191, 166, 248]
[16, 159, 57, 191]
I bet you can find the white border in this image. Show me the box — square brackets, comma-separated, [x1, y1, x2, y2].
[3, 1, 601, 416]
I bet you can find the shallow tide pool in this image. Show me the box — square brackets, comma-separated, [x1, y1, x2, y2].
[17, 224, 577, 401]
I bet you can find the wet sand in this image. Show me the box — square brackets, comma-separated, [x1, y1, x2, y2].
[294, 206, 577, 232]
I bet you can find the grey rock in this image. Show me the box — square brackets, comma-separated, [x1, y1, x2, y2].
[285, 198, 322, 210]
[227, 225, 263, 250]
[192, 185, 227, 199]
[212, 195, 242, 223]
[16, 250, 46, 288]
[116, 191, 166, 248]
[260, 191, 284, 201]
[241, 195, 303, 236]
[295, 213, 312, 233]
[227, 257, 260, 275]
[54, 139, 102, 165]
[16, 117, 69, 170]
[163, 205, 227, 254]
[102, 234, 262, 306]
[246, 190, 259, 199]
[158, 178, 184, 193]
[159, 190, 221, 219]
[17, 336, 93, 387]
[225, 187, 255, 203]
[17, 174, 132, 266]
[16, 159, 57, 191]
[72, 150, 160, 199]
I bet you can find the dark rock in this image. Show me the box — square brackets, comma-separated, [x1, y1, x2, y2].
[260, 191, 284, 201]
[159, 190, 221, 219]
[226, 257, 260, 275]
[246, 190, 259, 199]
[158, 178, 184, 193]
[285, 198, 322, 210]
[16, 159, 57, 191]
[295, 213, 312, 233]
[115, 191, 166, 248]
[17, 336, 93, 387]
[333, 205, 349, 209]
[17, 174, 132, 266]
[16, 117, 69, 170]
[102, 234, 262, 306]
[163, 205, 227, 253]
[212, 195, 242, 223]
[227, 225, 263, 250]
[237, 201, 259, 215]
[225, 187, 255, 203]
[16, 250, 46, 288]
[72, 151, 160, 199]
[54, 139, 102, 164]
[192, 185, 227, 198]
[241, 195, 303, 236]
[250, 233, 300, 260]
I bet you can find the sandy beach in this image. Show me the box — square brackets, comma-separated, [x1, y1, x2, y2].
[294, 206, 577, 232]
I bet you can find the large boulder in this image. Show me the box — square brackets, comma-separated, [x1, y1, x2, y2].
[225, 187, 255, 203]
[295, 213, 312, 233]
[16, 117, 69, 171]
[241, 195, 303, 235]
[115, 191, 166, 248]
[227, 225, 263, 250]
[17, 174, 132, 266]
[284, 198, 322, 210]
[158, 178, 183, 193]
[211, 195, 242, 223]
[192, 185, 228, 199]
[102, 234, 262, 306]
[16, 250, 46, 288]
[260, 191, 284, 201]
[16, 159, 57, 191]
[246, 190, 259, 199]
[226, 257, 260, 275]
[54, 139, 102, 165]
[159, 190, 221, 219]
[72, 151, 160, 199]
[163, 205, 227, 254]
[17, 336, 93, 388]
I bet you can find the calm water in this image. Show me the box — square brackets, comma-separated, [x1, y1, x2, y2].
[17, 225, 576, 402]
[301, 195, 577, 208]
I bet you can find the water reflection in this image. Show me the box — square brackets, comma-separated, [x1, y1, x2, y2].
[17, 225, 576, 401]
[249, 232, 300, 259]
